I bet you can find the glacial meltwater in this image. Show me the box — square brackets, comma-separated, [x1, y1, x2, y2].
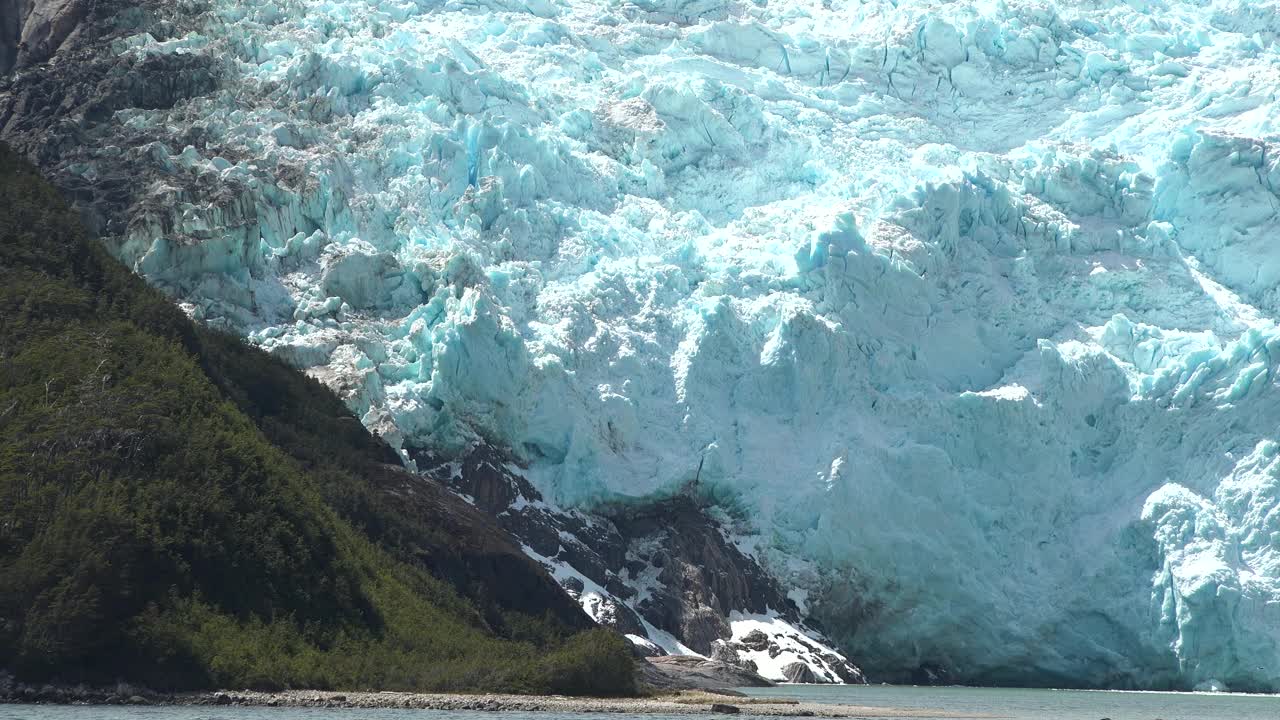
[744, 684, 1280, 720]
[4, 686, 1280, 720]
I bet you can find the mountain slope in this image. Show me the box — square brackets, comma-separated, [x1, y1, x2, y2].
[0, 143, 635, 695]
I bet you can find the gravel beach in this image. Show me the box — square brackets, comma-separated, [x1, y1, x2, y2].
[177, 689, 995, 718]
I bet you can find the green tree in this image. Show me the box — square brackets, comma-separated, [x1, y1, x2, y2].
[0, 143, 636, 695]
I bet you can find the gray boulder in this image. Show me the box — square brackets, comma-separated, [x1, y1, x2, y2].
[781, 661, 820, 684]
[560, 576, 585, 596]
[641, 655, 774, 692]
[709, 639, 741, 665]
[739, 629, 770, 651]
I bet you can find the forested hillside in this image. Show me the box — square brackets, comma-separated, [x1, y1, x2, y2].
[0, 145, 635, 695]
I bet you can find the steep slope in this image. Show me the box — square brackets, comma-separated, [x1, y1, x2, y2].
[6, 0, 1280, 692]
[0, 144, 635, 695]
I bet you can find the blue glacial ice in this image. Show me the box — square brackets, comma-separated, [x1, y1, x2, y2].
[100, 0, 1280, 689]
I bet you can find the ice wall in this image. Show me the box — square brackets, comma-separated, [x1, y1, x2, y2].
[88, 0, 1280, 689]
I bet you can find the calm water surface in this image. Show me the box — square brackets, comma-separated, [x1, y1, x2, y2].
[744, 683, 1280, 720]
[2, 687, 1278, 720]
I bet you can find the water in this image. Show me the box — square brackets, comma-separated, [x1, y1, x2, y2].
[1, 687, 1278, 720]
[742, 684, 1280, 720]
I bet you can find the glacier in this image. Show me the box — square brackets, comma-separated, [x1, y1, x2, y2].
[27, 0, 1280, 690]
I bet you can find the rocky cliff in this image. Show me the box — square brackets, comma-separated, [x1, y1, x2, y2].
[2, 0, 75, 74]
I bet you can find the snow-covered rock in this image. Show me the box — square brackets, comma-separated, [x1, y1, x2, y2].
[730, 613, 864, 685]
[416, 445, 860, 682]
[8, 0, 1280, 691]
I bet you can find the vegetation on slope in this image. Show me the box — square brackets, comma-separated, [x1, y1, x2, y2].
[0, 144, 636, 695]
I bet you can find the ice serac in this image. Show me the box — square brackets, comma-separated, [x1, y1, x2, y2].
[7, 0, 1280, 691]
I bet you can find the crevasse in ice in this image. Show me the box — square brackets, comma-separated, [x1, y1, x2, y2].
[101, 0, 1280, 689]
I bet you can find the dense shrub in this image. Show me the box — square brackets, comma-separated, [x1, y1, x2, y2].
[0, 144, 636, 694]
[539, 629, 640, 697]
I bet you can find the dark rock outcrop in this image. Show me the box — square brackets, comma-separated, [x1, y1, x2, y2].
[1, 0, 222, 239]
[414, 444, 814, 657]
[823, 653, 867, 684]
[629, 638, 666, 659]
[641, 656, 773, 692]
[416, 445, 652, 636]
[606, 495, 796, 655]
[414, 444, 868, 684]
[710, 639, 742, 666]
[739, 629, 770, 652]
[359, 461, 594, 632]
[910, 663, 952, 686]
[782, 662, 822, 684]
[2, 0, 83, 75]
[710, 640, 759, 675]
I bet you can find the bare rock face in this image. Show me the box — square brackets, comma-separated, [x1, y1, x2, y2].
[642, 656, 773, 692]
[1, 1, 35, 74]
[0, 1, 26, 74]
[823, 653, 867, 684]
[3, 0, 86, 74]
[678, 606, 733, 656]
[415, 445, 812, 655]
[413, 444, 866, 685]
[416, 446, 654, 636]
[739, 629, 770, 652]
[629, 636, 667, 659]
[782, 662, 823, 684]
[1, 0, 221, 238]
[710, 639, 759, 675]
[710, 639, 742, 666]
[606, 496, 798, 655]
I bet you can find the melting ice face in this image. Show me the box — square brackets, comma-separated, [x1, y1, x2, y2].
[104, 0, 1280, 690]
